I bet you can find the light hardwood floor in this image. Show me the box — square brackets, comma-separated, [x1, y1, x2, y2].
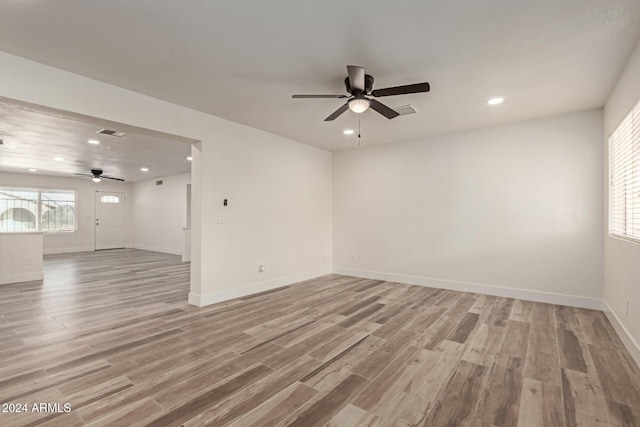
[0, 249, 638, 426]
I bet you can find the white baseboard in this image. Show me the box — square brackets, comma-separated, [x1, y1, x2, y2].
[43, 246, 94, 255]
[333, 266, 603, 310]
[0, 271, 44, 285]
[182, 255, 191, 262]
[132, 244, 182, 256]
[189, 266, 332, 307]
[188, 292, 201, 306]
[603, 299, 640, 368]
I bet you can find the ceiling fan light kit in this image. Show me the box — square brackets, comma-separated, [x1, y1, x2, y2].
[292, 65, 430, 121]
[348, 97, 370, 113]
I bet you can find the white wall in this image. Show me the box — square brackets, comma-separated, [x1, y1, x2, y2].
[0, 232, 43, 284]
[200, 128, 332, 304]
[0, 171, 131, 254]
[334, 110, 604, 308]
[603, 39, 640, 362]
[0, 51, 333, 305]
[130, 172, 190, 255]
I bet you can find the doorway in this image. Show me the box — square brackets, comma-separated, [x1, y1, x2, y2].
[95, 191, 126, 250]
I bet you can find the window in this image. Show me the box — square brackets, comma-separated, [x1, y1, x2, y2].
[100, 195, 120, 203]
[609, 98, 640, 243]
[0, 187, 76, 233]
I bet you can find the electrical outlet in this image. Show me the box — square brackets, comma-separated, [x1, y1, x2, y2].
[626, 300, 630, 317]
[215, 216, 222, 224]
[222, 216, 229, 224]
[27, 257, 32, 265]
[352, 254, 358, 263]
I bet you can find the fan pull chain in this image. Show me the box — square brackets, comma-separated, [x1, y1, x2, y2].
[358, 115, 362, 146]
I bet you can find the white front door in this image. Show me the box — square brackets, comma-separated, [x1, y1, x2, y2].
[95, 191, 126, 250]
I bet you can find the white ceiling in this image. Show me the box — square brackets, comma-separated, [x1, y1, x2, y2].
[0, 1, 639, 151]
[0, 100, 192, 182]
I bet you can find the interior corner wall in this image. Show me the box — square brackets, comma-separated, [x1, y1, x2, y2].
[0, 171, 131, 254]
[603, 38, 640, 361]
[189, 142, 203, 300]
[333, 109, 604, 308]
[130, 172, 191, 255]
[0, 51, 332, 305]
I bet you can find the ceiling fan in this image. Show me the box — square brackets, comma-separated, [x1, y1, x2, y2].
[292, 65, 430, 121]
[74, 169, 124, 183]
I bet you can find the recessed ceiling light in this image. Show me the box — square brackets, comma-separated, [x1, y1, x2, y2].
[343, 130, 354, 135]
[488, 97, 504, 105]
[54, 157, 64, 161]
[187, 156, 193, 161]
[140, 167, 149, 172]
[28, 168, 37, 172]
[88, 139, 100, 145]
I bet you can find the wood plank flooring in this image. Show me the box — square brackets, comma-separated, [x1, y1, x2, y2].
[0, 249, 638, 426]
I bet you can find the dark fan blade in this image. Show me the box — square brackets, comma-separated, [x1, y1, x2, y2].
[324, 103, 349, 121]
[292, 94, 347, 99]
[370, 99, 399, 119]
[102, 176, 125, 182]
[347, 65, 365, 92]
[371, 82, 430, 97]
[73, 173, 94, 177]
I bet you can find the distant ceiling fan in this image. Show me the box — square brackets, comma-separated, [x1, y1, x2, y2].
[292, 65, 430, 121]
[74, 169, 124, 183]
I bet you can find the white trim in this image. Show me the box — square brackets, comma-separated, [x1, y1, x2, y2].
[189, 267, 332, 307]
[0, 271, 44, 285]
[0, 232, 43, 235]
[132, 243, 182, 256]
[333, 266, 603, 310]
[188, 292, 201, 306]
[43, 246, 94, 255]
[603, 299, 640, 368]
[608, 233, 640, 246]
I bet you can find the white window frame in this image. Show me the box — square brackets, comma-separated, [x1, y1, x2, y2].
[100, 195, 120, 204]
[608, 98, 640, 244]
[0, 186, 78, 234]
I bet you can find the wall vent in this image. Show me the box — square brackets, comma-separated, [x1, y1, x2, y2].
[156, 180, 163, 186]
[393, 104, 418, 116]
[97, 129, 127, 137]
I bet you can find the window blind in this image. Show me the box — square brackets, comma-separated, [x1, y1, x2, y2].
[609, 98, 640, 243]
